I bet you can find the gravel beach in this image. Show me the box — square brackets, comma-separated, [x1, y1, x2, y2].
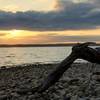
[0, 63, 100, 100]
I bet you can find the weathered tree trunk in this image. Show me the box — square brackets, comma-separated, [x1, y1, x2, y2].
[17, 42, 100, 94]
[74, 46, 100, 64]
[37, 52, 77, 93]
[37, 42, 100, 93]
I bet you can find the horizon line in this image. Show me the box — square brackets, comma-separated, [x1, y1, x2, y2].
[0, 43, 99, 47]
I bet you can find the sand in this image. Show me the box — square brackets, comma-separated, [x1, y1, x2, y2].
[0, 63, 100, 100]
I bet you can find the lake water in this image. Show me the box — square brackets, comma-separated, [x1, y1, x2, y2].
[0, 46, 95, 67]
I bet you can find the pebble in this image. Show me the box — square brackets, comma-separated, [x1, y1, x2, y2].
[93, 72, 100, 75]
[0, 63, 99, 100]
[63, 96, 71, 100]
[0, 95, 8, 100]
[0, 66, 7, 69]
[10, 92, 20, 97]
[68, 79, 79, 85]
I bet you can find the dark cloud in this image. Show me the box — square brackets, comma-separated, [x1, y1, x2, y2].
[90, 0, 100, 6]
[0, 0, 100, 31]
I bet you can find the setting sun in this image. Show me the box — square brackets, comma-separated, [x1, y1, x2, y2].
[9, 30, 21, 37]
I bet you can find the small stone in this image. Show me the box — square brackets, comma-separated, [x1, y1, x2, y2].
[63, 96, 71, 100]
[53, 93, 60, 99]
[95, 98, 100, 100]
[16, 88, 31, 95]
[78, 97, 90, 100]
[0, 95, 7, 100]
[71, 95, 78, 100]
[93, 72, 100, 75]
[1, 66, 6, 69]
[58, 85, 64, 89]
[28, 95, 35, 99]
[92, 75, 100, 82]
[68, 79, 79, 85]
[10, 92, 20, 97]
[95, 87, 100, 96]
[0, 91, 5, 95]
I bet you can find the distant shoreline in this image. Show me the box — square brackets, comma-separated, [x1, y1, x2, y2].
[0, 44, 74, 47]
[0, 43, 99, 47]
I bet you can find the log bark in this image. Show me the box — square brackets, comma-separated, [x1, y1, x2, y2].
[37, 52, 77, 93]
[17, 42, 100, 94]
[73, 45, 100, 64]
[37, 42, 100, 93]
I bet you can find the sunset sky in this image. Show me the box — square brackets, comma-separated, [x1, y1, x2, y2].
[0, 0, 100, 44]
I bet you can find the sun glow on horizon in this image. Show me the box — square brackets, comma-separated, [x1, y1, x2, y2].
[3, 29, 40, 38]
[8, 29, 22, 38]
[0, 29, 100, 44]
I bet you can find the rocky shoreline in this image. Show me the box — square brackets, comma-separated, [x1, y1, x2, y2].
[0, 63, 100, 100]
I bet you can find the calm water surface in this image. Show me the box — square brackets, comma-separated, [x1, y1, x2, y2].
[0, 46, 73, 66]
[0, 46, 97, 66]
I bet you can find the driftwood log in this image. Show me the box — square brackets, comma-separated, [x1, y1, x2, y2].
[17, 42, 100, 94]
[36, 42, 100, 93]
